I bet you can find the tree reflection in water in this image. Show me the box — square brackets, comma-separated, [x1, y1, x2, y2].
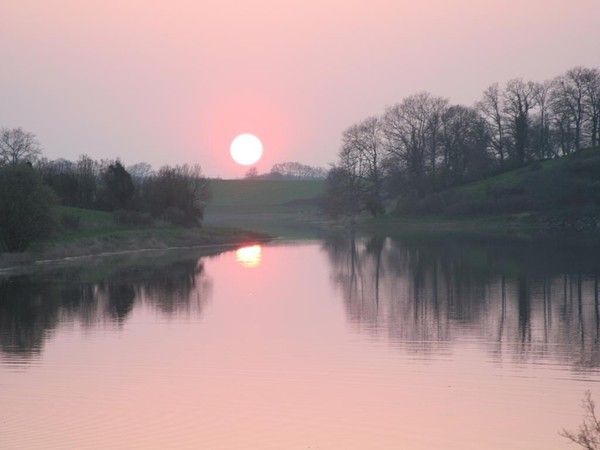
[0, 255, 212, 360]
[322, 234, 600, 369]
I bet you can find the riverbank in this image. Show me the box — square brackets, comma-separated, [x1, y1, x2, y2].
[0, 207, 270, 270]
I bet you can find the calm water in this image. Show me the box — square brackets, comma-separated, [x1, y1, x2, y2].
[2, 236, 600, 449]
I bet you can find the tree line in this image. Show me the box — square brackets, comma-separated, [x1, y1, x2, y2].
[245, 161, 327, 179]
[325, 66, 600, 218]
[0, 128, 210, 251]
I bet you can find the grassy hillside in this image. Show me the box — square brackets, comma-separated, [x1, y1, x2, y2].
[397, 148, 600, 227]
[207, 179, 325, 213]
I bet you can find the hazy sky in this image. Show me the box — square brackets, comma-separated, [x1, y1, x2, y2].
[1, 0, 600, 177]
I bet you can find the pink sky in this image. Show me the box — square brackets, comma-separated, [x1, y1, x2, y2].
[1, 0, 599, 177]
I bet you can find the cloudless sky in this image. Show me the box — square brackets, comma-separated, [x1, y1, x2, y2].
[1, 0, 600, 177]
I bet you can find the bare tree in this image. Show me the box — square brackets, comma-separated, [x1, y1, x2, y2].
[244, 167, 258, 178]
[269, 162, 327, 179]
[327, 64, 600, 215]
[561, 391, 600, 450]
[440, 105, 491, 185]
[552, 67, 589, 152]
[532, 80, 555, 159]
[476, 83, 508, 163]
[582, 68, 600, 149]
[503, 79, 537, 164]
[425, 95, 449, 184]
[0, 128, 42, 166]
[381, 93, 446, 196]
[338, 116, 385, 215]
[128, 162, 154, 181]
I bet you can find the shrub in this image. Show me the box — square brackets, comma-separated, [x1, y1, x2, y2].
[0, 164, 58, 251]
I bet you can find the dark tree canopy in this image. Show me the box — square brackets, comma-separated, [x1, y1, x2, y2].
[99, 160, 135, 210]
[0, 164, 57, 251]
[324, 65, 600, 218]
[142, 164, 210, 226]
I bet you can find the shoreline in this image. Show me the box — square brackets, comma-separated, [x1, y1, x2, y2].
[348, 212, 600, 243]
[0, 225, 271, 271]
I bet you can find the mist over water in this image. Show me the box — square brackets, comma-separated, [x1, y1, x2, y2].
[1, 236, 599, 448]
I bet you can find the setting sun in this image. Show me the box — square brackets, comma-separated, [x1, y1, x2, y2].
[235, 244, 262, 268]
[230, 134, 263, 166]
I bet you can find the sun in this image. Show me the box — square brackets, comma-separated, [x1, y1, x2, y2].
[235, 244, 262, 268]
[230, 133, 263, 166]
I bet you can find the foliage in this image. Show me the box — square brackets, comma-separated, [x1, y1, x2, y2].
[0, 164, 58, 251]
[39, 155, 100, 209]
[39, 155, 210, 228]
[325, 65, 600, 218]
[141, 164, 210, 226]
[99, 160, 135, 210]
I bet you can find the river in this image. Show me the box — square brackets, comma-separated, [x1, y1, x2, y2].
[1, 235, 599, 449]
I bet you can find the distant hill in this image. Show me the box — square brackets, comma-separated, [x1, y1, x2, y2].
[203, 178, 326, 237]
[207, 178, 325, 214]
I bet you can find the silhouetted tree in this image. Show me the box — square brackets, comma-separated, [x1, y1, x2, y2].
[0, 128, 42, 166]
[245, 167, 258, 178]
[380, 93, 449, 196]
[552, 67, 589, 152]
[326, 65, 600, 219]
[99, 160, 135, 210]
[340, 116, 385, 215]
[532, 80, 555, 160]
[269, 162, 327, 179]
[583, 68, 600, 149]
[477, 83, 509, 163]
[503, 79, 536, 164]
[440, 105, 491, 185]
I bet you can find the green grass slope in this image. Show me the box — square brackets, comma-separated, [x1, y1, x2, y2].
[398, 148, 600, 225]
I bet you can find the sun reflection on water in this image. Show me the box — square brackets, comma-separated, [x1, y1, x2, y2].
[235, 245, 262, 268]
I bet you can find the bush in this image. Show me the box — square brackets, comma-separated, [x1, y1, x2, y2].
[141, 165, 209, 226]
[0, 164, 58, 251]
[113, 209, 153, 226]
